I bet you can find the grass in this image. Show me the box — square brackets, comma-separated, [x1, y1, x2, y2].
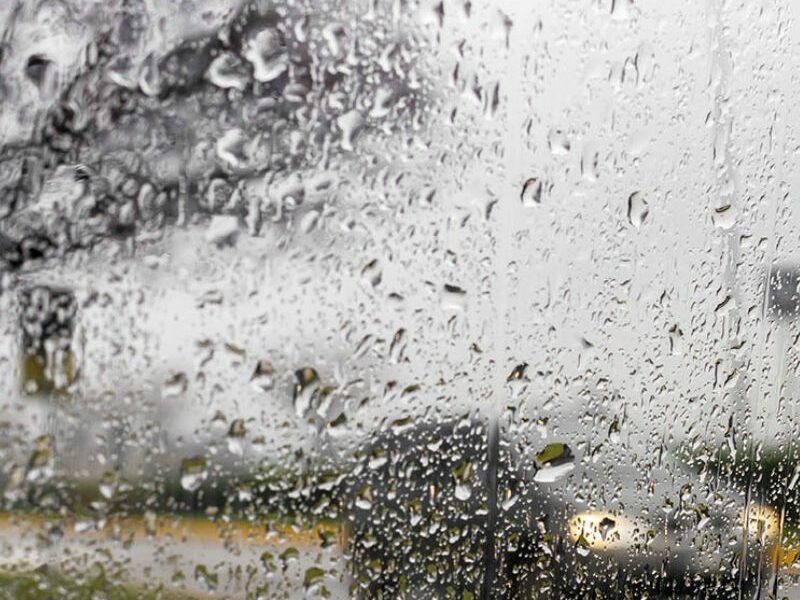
[0, 566, 197, 600]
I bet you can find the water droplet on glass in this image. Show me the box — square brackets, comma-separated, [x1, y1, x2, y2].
[361, 259, 382, 288]
[669, 324, 684, 356]
[26, 435, 54, 483]
[98, 471, 117, 500]
[322, 23, 346, 56]
[293, 367, 321, 419]
[455, 483, 472, 501]
[534, 443, 575, 483]
[389, 328, 407, 363]
[194, 564, 218, 591]
[303, 566, 325, 589]
[338, 111, 365, 152]
[370, 86, 396, 119]
[227, 418, 246, 455]
[789, 464, 800, 491]
[713, 203, 736, 230]
[520, 177, 542, 207]
[162, 372, 188, 398]
[205, 215, 240, 246]
[575, 533, 591, 557]
[548, 129, 570, 155]
[627, 191, 648, 228]
[251, 360, 274, 391]
[207, 52, 248, 90]
[180, 455, 208, 492]
[441, 284, 467, 312]
[598, 517, 616, 541]
[243, 28, 289, 83]
[216, 128, 248, 169]
[608, 417, 622, 444]
[581, 144, 600, 182]
[506, 362, 529, 397]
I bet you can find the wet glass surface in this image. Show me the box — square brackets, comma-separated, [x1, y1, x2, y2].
[2, 0, 800, 598]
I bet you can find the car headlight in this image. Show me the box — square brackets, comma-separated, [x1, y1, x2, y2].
[567, 511, 647, 555]
[741, 503, 779, 544]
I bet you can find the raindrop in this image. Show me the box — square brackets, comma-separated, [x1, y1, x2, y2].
[294, 16, 309, 43]
[338, 110, 365, 151]
[162, 372, 188, 398]
[534, 443, 575, 483]
[251, 360, 274, 391]
[389, 328, 407, 362]
[520, 177, 542, 207]
[206, 178, 233, 212]
[261, 550, 276, 573]
[216, 128, 248, 168]
[507, 362, 529, 397]
[455, 483, 472, 501]
[3, 465, 26, 501]
[507, 362, 528, 382]
[205, 215, 240, 246]
[548, 129, 570, 155]
[368, 450, 389, 470]
[598, 517, 616, 541]
[441, 284, 467, 312]
[25, 55, 54, 94]
[608, 417, 622, 443]
[669, 324, 684, 356]
[452, 460, 473, 501]
[713, 203, 736, 230]
[207, 53, 248, 90]
[322, 24, 346, 56]
[228, 418, 246, 439]
[355, 484, 373, 510]
[280, 546, 300, 567]
[242, 28, 288, 83]
[180, 455, 208, 492]
[790, 464, 800, 491]
[293, 367, 321, 419]
[144, 511, 157, 537]
[303, 566, 325, 589]
[581, 144, 600, 182]
[227, 418, 246, 455]
[575, 533, 591, 557]
[627, 191, 648, 228]
[195, 564, 218, 591]
[138, 52, 161, 96]
[611, 0, 634, 20]
[361, 259, 382, 288]
[98, 471, 117, 500]
[370, 86, 396, 119]
[26, 435, 54, 484]
[299, 210, 320, 234]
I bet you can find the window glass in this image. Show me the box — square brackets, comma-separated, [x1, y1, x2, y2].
[0, 1, 799, 598]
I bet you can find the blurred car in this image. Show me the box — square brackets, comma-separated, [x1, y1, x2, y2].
[343, 417, 772, 599]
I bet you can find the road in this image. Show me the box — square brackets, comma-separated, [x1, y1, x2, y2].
[0, 513, 348, 598]
[4, 511, 800, 598]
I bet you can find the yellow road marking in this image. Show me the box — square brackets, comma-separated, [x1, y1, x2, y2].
[0, 512, 341, 550]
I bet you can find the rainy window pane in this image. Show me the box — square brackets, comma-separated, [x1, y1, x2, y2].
[0, 0, 798, 598]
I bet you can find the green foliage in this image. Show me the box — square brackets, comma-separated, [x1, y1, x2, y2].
[0, 566, 191, 600]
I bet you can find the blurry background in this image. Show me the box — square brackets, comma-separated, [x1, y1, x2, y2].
[2, 0, 800, 598]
